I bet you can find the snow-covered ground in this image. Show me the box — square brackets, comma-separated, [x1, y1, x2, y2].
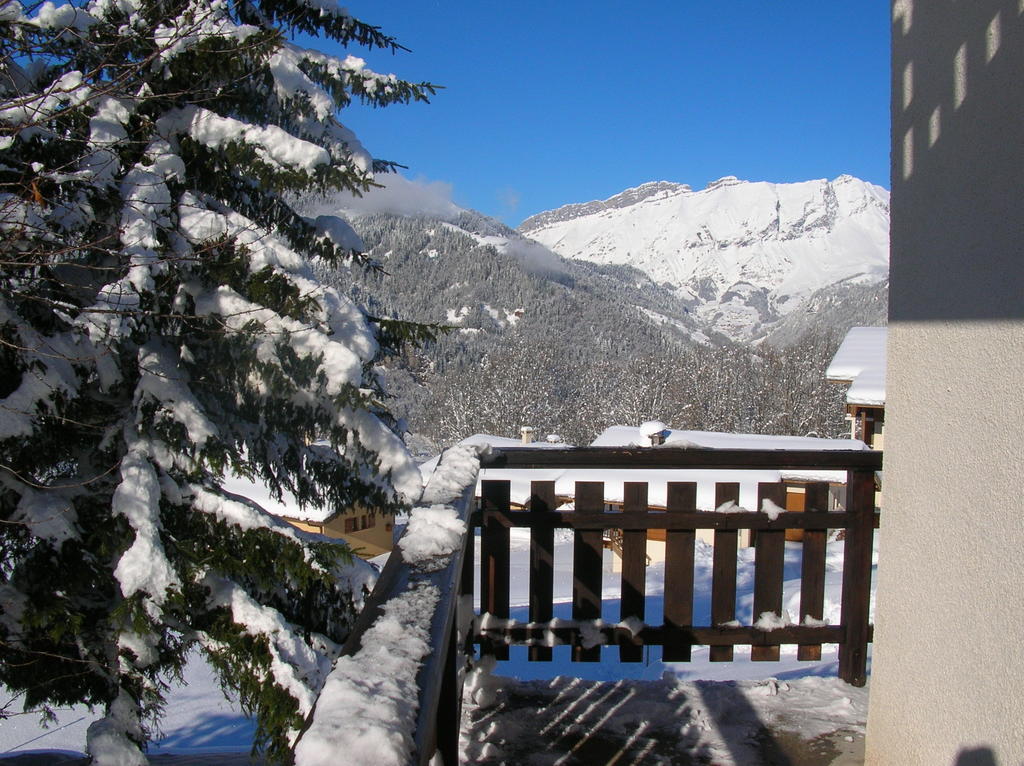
[0, 529, 876, 763]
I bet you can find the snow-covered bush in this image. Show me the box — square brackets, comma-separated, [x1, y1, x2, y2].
[0, 1, 434, 762]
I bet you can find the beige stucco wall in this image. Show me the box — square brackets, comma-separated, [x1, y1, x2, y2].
[867, 2, 1024, 764]
[867, 323, 1024, 765]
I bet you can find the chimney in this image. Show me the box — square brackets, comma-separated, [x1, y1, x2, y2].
[520, 426, 535, 445]
[639, 420, 669, 447]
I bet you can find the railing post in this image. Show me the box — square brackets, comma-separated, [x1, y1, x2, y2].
[797, 482, 830, 661]
[528, 481, 556, 661]
[751, 483, 786, 662]
[663, 482, 697, 662]
[436, 618, 460, 766]
[710, 482, 740, 662]
[838, 467, 876, 686]
[618, 482, 648, 662]
[572, 481, 604, 662]
[480, 480, 510, 661]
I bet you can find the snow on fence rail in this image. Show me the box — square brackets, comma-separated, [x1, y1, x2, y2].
[293, 444, 481, 766]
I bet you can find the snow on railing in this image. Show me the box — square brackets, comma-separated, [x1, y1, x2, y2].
[293, 444, 481, 766]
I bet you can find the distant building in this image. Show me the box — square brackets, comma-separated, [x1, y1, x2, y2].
[827, 326, 887, 449]
[222, 474, 397, 559]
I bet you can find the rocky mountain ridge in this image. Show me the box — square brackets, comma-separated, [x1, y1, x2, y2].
[518, 175, 889, 340]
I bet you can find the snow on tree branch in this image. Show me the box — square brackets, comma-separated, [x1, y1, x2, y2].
[0, 0, 435, 762]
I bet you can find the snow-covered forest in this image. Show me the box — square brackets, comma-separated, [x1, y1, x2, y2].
[314, 211, 887, 449]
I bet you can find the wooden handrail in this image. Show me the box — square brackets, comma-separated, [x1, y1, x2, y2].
[480, 446, 882, 470]
[294, 447, 480, 766]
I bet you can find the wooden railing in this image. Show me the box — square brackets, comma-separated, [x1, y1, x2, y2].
[296, 445, 880, 765]
[471, 447, 881, 686]
[295, 446, 480, 766]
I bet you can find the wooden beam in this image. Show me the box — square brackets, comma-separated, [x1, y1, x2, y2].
[528, 481, 556, 662]
[479, 446, 882, 471]
[663, 482, 697, 662]
[710, 483, 740, 662]
[572, 482, 604, 662]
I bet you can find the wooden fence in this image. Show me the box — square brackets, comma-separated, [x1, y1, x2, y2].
[472, 447, 881, 686]
[297, 446, 881, 765]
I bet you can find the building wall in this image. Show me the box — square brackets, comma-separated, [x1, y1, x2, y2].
[867, 3, 1024, 764]
[284, 511, 395, 559]
[322, 512, 394, 558]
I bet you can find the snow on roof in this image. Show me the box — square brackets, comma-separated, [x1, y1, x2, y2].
[846, 365, 886, 407]
[590, 425, 867, 452]
[826, 326, 887, 405]
[221, 473, 335, 524]
[639, 420, 669, 438]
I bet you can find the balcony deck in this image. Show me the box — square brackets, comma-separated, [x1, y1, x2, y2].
[461, 672, 868, 765]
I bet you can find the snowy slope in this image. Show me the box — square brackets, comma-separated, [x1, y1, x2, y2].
[519, 176, 889, 340]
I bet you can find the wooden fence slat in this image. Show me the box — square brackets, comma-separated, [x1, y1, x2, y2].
[461, 509, 476, 658]
[572, 481, 604, 662]
[798, 482, 829, 661]
[663, 482, 697, 662]
[480, 480, 510, 661]
[528, 481, 556, 661]
[752, 482, 787, 661]
[838, 468, 876, 686]
[619, 482, 648, 662]
[710, 482, 740, 662]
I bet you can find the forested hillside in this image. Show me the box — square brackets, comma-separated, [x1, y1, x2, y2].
[318, 211, 886, 453]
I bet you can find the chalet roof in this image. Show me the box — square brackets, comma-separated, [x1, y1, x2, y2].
[826, 326, 887, 406]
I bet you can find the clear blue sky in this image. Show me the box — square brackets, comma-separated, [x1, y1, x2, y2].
[333, 1, 891, 225]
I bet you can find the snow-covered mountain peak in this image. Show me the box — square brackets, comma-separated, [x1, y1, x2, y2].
[518, 175, 889, 341]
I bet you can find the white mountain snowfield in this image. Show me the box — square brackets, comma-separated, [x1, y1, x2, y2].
[519, 176, 890, 340]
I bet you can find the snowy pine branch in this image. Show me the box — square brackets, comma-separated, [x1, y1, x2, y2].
[0, 0, 433, 762]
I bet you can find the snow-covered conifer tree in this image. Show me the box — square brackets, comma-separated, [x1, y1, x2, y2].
[0, 1, 434, 762]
